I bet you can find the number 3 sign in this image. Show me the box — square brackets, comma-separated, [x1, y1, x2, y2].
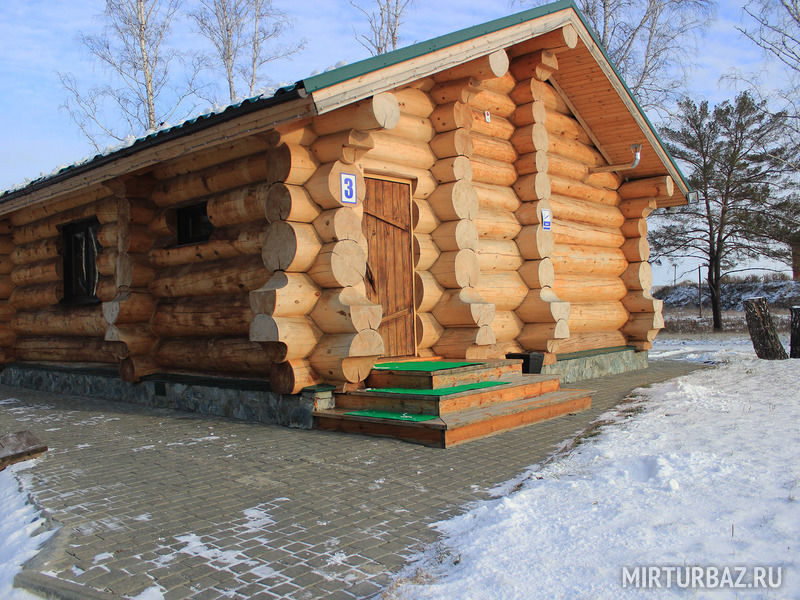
[340, 173, 357, 204]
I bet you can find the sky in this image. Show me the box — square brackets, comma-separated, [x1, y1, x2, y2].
[0, 0, 790, 282]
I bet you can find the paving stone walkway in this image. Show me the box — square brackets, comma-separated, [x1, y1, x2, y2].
[0, 359, 702, 600]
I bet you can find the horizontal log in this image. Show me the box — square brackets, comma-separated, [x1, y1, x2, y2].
[97, 199, 155, 226]
[102, 292, 156, 325]
[515, 225, 554, 259]
[433, 326, 496, 358]
[518, 258, 555, 288]
[262, 221, 322, 272]
[15, 336, 120, 364]
[552, 218, 625, 248]
[310, 330, 384, 382]
[308, 240, 366, 288]
[509, 24, 579, 57]
[516, 288, 570, 323]
[0, 325, 15, 347]
[11, 237, 60, 266]
[96, 249, 117, 277]
[313, 207, 363, 243]
[119, 355, 159, 382]
[394, 86, 436, 117]
[149, 239, 246, 268]
[550, 175, 619, 206]
[434, 49, 509, 82]
[469, 87, 516, 118]
[392, 112, 436, 142]
[311, 129, 375, 164]
[414, 271, 444, 313]
[148, 209, 177, 238]
[509, 49, 558, 82]
[510, 100, 547, 127]
[623, 312, 664, 341]
[510, 123, 548, 154]
[432, 287, 495, 327]
[430, 129, 474, 158]
[9, 188, 110, 227]
[543, 109, 591, 145]
[621, 236, 650, 262]
[429, 77, 480, 105]
[149, 254, 269, 298]
[0, 236, 13, 256]
[150, 153, 268, 207]
[622, 291, 663, 314]
[549, 194, 624, 228]
[9, 282, 63, 309]
[249, 271, 321, 317]
[619, 197, 658, 219]
[515, 151, 549, 176]
[0, 303, 15, 322]
[152, 295, 253, 337]
[470, 109, 514, 140]
[513, 172, 551, 202]
[517, 320, 569, 352]
[470, 156, 517, 187]
[432, 220, 478, 251]
[552, 331, 627, 354]
[430, 101, 474, 133]
[552, 274, 627, 303]
[547, 134, 605, 168]
[551, 243, 627, 277]
[368, 131, 437, 170]
[269, 359, 322, 394]
[621, 261, 653, 291]
[470, 133, 517, 164]
[475, 206, 521, 240]
[249, 315, 323, 359]
[547, 152, 587, 182]
[0, 275, 12, 299]
[115, 253, 155, 289]
[510, 78, 569, 113]
[97, 224, 151, 253]
[359, 158, 437, 199]
[621, 218, 648, 239]
[266, 143, 317, 186]
[413, 233, 441, 271]
[11, 259, 61, 286]
[618, 176, 674, 200]
[12, 306, 106, 336]
[474, 271, 528, 311]
[0, 258, 13, 276]
[12, 200, 104, 246]
[478, 72, 516, 94]
[431, 156, 473, 183]
[412, 199, 439, 234]
[305, 161, 367, 209]
[416, 312, 444, 349]
[310, 287, 382, 333]
[313, 92, 400, 135]
[476, 239, 523, 272]
[264, 183, 322, 224]
[427, 180, 478, 220]
[491, 310, 524, 342]
[206, 183, 269, 227]
[568, 301, 629, 333]
[430, 249, 480, 289]
[156, 337, 273, 375]
[104, 324, 157, 357]
[150, 136, 269, 182]
[473, 182, 520, 212]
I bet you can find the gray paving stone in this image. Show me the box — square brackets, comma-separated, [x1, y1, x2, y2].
[1, 360, 701, 600]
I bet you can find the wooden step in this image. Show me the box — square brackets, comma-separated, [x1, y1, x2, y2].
[365, 359, 523, 390]
[336, 374, 561, 416]
[314, 388, 592, 448]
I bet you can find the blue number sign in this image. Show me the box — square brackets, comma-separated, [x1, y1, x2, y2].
[541, 208, 551, 231]
[340, 173, 357, 204]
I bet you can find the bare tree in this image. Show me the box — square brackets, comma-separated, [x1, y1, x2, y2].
[351, 0, 413, 56]
[191, 0, 302, 102]
[60, 0, 201, 151]
[524, 0, 712, 111]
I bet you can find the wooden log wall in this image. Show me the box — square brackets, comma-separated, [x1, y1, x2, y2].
[0, 220, 15, 362]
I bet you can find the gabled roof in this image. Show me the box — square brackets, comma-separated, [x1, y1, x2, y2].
[0, 0, 688, 215]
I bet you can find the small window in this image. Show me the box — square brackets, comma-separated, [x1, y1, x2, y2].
[176, 202, 213, 245]
[62, 218, 100, 304]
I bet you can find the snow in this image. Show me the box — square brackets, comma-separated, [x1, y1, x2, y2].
[389, 336, 799, 599]
[0, 461, 54, 600]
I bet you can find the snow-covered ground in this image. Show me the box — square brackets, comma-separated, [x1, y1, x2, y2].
[1, 335, 797, 599]
[0, 462, 53, 600]
[387, 334, 799, 599]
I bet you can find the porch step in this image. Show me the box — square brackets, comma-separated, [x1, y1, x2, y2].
[314, 388, 592, 448]
[366, 359, 523, 390]
[336, 374, 561, 416]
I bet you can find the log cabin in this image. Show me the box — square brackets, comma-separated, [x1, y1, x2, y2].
[0, 1, 690, 446]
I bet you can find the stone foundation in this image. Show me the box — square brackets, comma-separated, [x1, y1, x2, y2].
[0, 363, 333, 429]
[508, 347, 649, 384]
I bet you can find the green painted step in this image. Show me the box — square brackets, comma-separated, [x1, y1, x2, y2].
[365, 380, 508, 396]
[343, 410, 439, 422]
[372, 361, 480, 372]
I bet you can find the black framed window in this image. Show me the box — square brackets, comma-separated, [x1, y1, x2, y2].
[62, 218, 100, 304]
[176, 202, 213, 245]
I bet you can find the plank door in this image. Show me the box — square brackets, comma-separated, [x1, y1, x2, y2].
[362, 178, 416, 358]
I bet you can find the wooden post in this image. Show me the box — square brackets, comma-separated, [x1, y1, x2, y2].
[791, 306, 799, 359]
[743, 297, 788, 359]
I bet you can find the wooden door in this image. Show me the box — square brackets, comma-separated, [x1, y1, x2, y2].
[362, 178, 415, 357]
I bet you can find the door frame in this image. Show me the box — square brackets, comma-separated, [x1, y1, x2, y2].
[362, 174, 418, 358]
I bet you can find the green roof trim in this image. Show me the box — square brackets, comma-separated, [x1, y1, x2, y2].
[302, 0, 575, 93]
[300, 0, 689, 195]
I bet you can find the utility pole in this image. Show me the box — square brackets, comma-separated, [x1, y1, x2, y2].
[698, 266, 702, 319]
